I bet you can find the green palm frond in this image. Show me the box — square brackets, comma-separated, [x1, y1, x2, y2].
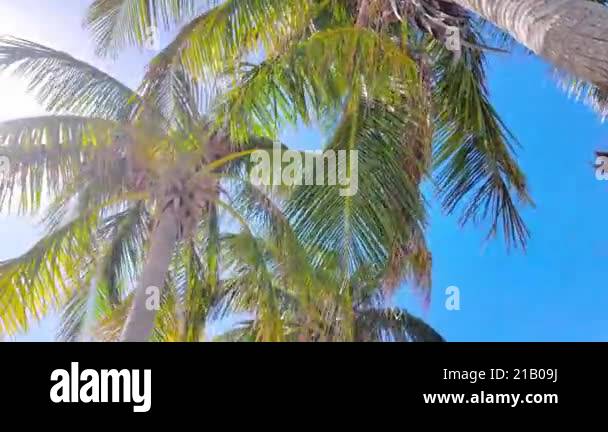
[138, 59, 210, 132]
[2, 191, 148, 338]
[0, 116, 124, 213]
[0, 212, 97, 335]
[223, 174, 291, 238]
[56, 282, 94, 342]
[0, 37, 139, 120]
[355, 307, 444, 342]
[217, 26, 419, 141]
[169, 240, 213, 341]
[383, 231, 432, 299]
[210, 320, 255, 341]
[287, 96, 426, 275]
[221, 231, 288, 341]
[219, 230, 444, 342]
[96, 203, 149, 306]
[57, 253, 133, 343]
[150, 279, 183, 341]
[432, 36, 532, 249]
[85, 0, 200, 57]
[0, 0, 523, 341]
[93, 293, 134, 341]
[172, 0, 316, 82]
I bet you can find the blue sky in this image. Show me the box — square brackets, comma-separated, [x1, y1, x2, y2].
[1, 1, 608, 341]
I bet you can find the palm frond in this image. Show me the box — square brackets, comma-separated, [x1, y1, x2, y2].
[85, 0, 201, 57]
[217, 26, 419, 141]
[559, 72, 608, 120]
[0, 37, 139, 120]
[355, 307, 444, 342]
[432, 36, 532, 249]
[169, 240, 212, 341]
[221, 231, 288, 341]
[0, 212, 97, 335]
[175, 0, 316, 82]
[96, 203, 149, 306]
[287, 96, 426, 275]
[0, 115, 120, 213]
[138, 59, 212, 131]
[56, 270, 96, 342]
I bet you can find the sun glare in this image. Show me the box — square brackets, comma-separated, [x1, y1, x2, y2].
[0, 78, 43, 122]
[0, 4, 46, 122]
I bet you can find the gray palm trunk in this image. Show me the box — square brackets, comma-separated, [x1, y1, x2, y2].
[120, 210, 179, 342]
[452, 0, 608, 86]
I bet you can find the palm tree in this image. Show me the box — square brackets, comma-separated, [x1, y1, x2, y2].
[0, 0, 531, 340]
[377, 0, 608, 117]
[0, 37, 286, 341]
[129, 227, 444, 342]
[450, 0, 608, 89]
[2, 0, 548, 341]
[218, 232, 445, 342]
[80, 0, 608, 240]
[0, 35, 444, 342]
[84, 0, 530, 279]
[83, 0, 531, 247]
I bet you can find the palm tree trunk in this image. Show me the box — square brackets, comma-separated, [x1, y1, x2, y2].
[120, 210, 179, 342]
[452, 0, 608, 86]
